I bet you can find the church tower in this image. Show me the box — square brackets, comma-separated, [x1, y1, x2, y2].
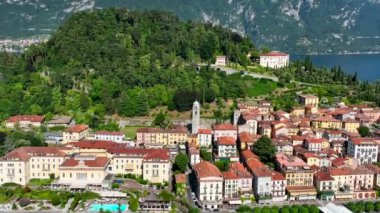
[192, 100, 200, 134]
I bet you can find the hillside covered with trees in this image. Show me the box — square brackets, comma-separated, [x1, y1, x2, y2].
[0, 9, 262, 125]
[0, 8, 379, 129]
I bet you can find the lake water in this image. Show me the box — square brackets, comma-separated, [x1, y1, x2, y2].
[291, 54, 380, 82]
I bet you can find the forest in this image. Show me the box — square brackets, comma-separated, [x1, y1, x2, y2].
[0, 9, 257, 125]
[0, 8, 379, 128]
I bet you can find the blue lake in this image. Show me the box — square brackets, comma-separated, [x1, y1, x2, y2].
[291, 54, 380, 82]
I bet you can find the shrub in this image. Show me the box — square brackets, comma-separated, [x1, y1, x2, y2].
[19, 198, 31, 207]
[51, 194, 60, 206]
[22, 186, 32, 194]
[12, 203, 17, 210]
[112, 183, 119, 189]
[49, 173, 55, 180]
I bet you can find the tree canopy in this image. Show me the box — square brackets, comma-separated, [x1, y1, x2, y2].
[252, 136, 276, 163]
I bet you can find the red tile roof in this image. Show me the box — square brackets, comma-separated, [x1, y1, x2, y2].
[198, 129, 212, 134]
[246, 158, 265, 171]
[137, 127, 187, 134]
[66, 140, 120, 149]
[217, 136, 236, 146]
[312, 116, 340, 122]
[229, 162, 246, 173]
[331, 157, 349, 167]
[351, 138, 376, 145]
[0, 147, 66, 161]
[239, 132, 260, 143]
[271, 171, 286, 181]
[61, 156, 109, 168]
[7, 115, 44, 123]
[315, 171, 334, 181]
[241, 150, 259, 161]
[95, 131, 124, 136]
[64, 124, 89, 133]
[305, 138, 326, 144]
[193, 161, 222, 178]
[175, 174, 187, 183]
[213, 123, 237, 131]
[222, 171, 239, 180]
[251, 167, 272, 177]
[143, 149, 170, 161]
[261, 51, 289, 57]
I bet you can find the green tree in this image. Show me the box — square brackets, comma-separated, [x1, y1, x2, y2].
[157, 190, 175, 202]
[215, 161, 230, 172]
[51, 194, 61, 206]
[365, 201, 374, 212]
[189, 207, 201, 213]
[262, 207, 271, 213]
[153, 111, 167, 128]
[280, 207, 290, 213]
[252, 136, 276, 163]
[358, 125, 370, 137]
[253, 207, 262, 213]
[237, 205, 252, 213]
[200, 148, 212, 161]
[173, 153, 189, 173]
[374, 201, 380, 211]
[271, 206, 279, 213]
[129, 198, 139, 212]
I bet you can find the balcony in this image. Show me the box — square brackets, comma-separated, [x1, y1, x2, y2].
[7, 173, 15, 177]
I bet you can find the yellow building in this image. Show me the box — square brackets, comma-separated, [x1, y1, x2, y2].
[108, 148, 171, 183]
[291, 107, 305, 118]
[136, 127, 188, 146]
[299, 94, 319, 107]
[58, 155, 109, 189]
[63, 124, 89, 144]
[311, 116, 342, 129]
[343, 118, 360, 133]
[0, 147, 66, 185]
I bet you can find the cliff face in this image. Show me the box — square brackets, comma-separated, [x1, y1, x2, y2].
[1, 0, 380, 54]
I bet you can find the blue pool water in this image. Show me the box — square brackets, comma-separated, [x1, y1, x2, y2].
[89, 204, 128, 212]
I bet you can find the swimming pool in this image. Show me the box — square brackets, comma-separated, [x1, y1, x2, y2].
[89, 204, 128, 212]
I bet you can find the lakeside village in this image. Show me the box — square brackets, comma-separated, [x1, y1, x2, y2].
[0, 53, 380, 213]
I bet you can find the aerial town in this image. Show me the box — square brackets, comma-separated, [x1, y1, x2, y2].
[1, 56, 380, 212]
[0, 52, 380, 213]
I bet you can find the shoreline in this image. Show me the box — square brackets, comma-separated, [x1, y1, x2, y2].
[297, 51, 380, 56]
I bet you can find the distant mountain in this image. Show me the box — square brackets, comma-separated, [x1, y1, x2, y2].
[1, 0, 380, 54]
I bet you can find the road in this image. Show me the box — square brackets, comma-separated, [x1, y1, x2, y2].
[211, 65, 279, 82]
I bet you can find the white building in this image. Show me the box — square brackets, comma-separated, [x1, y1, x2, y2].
[192, 101, 200, 134]
[197, 129, 212, 148]
[188, 147, 201, 166]
[271, 171, 287, 202]
[5, 115, 44, 129]
[213, 123, 237, 142]
[193, 161, 223, 210]
[259, 51, 289, 69]
[95, 131, 125, 143]
[222, 171, 239, 200]
[142, 149, 171, 183]
[251, 167, 273, 203]
[63, 124, 89, 144]
[347, 138, 378, 165]
[216, 137, 238, 161]
[215, 56, 227, 66]
[0, 147, 66, 186]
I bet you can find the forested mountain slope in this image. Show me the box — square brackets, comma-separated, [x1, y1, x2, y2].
[0, 9, 259, 124]
[1, 0, 380, 53]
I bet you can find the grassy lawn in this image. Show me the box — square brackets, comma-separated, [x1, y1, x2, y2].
[247, 79, 278, 97]
[123, 126, 145, 139]
[28, 178, 53, 187]
[26, 190, 57, 200]
[0, 193, 9, 204]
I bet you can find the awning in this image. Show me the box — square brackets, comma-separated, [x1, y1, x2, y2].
[228, 200, 242, 205]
